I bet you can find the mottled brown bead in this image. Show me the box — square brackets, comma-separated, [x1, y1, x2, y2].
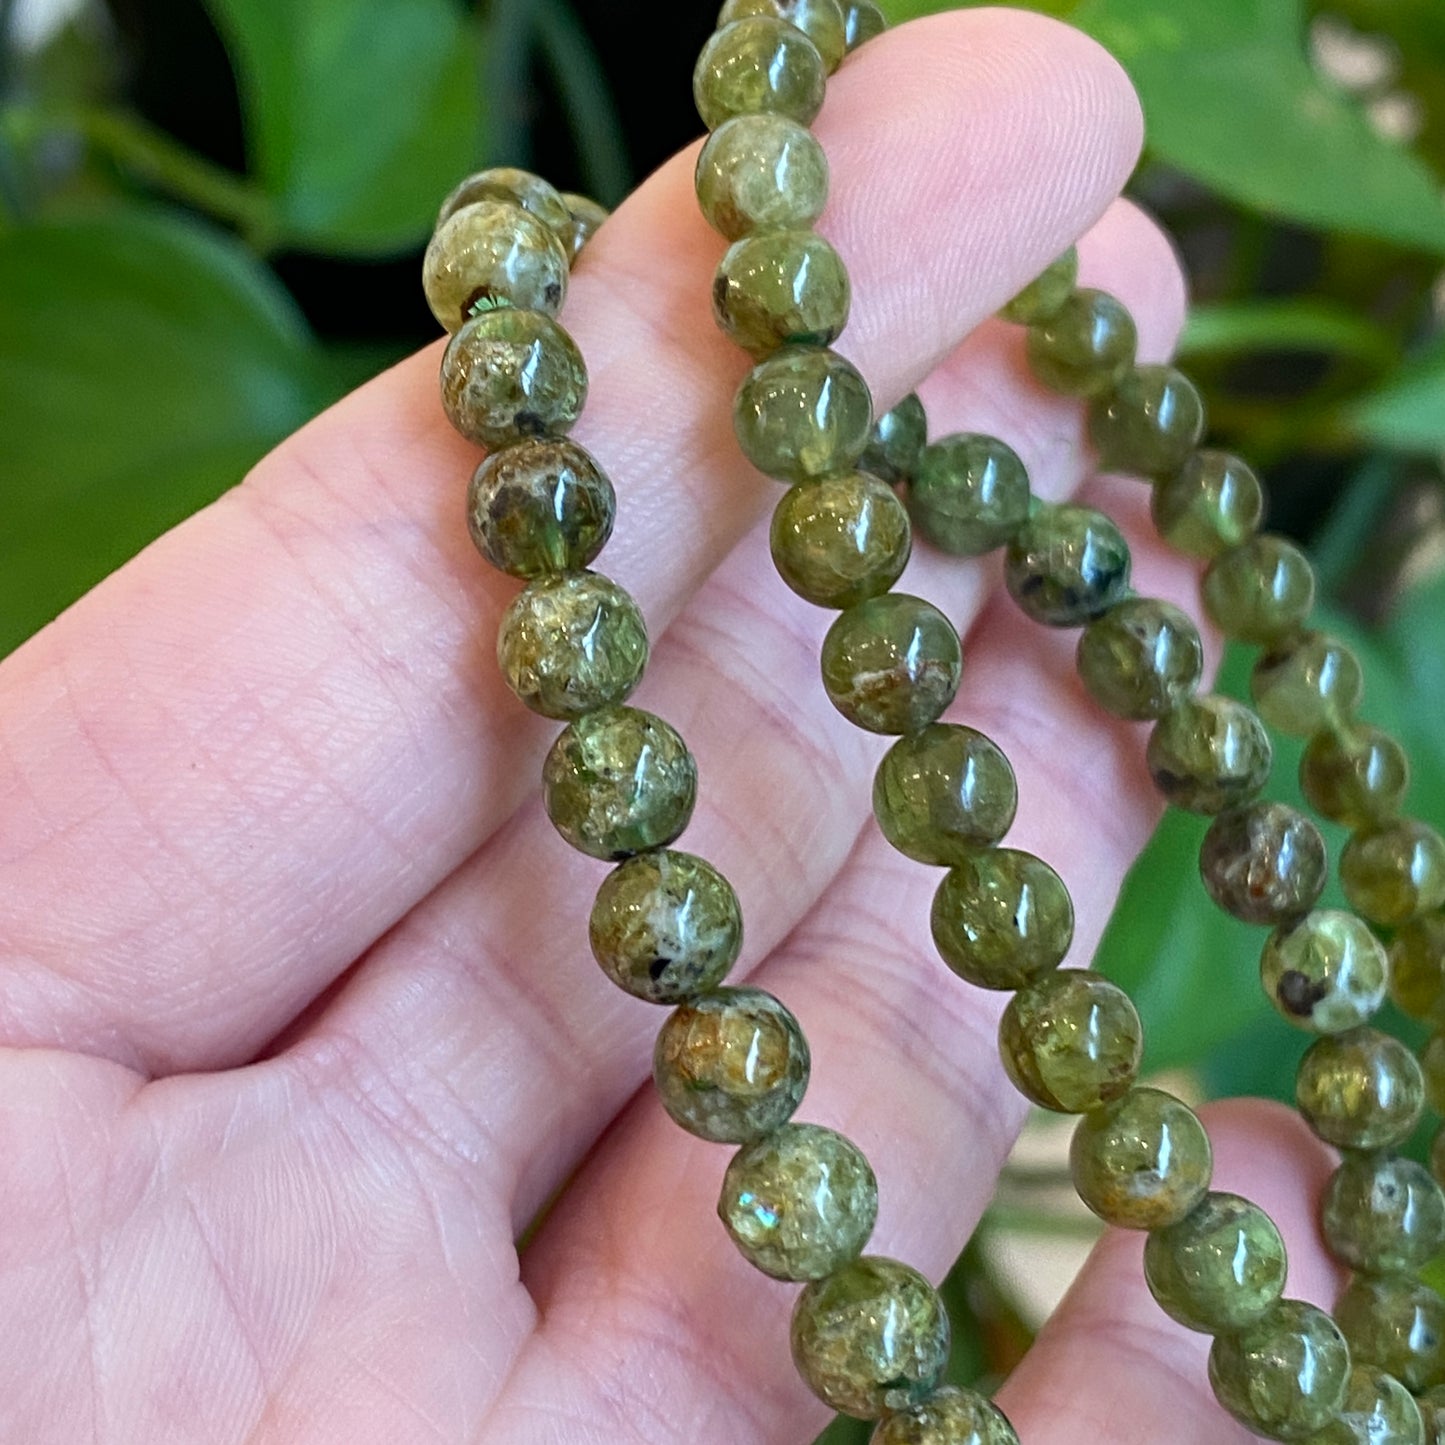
[1200, 801, 1327, 926]
[1341, 818, 1445, 928]
[1300, 725, 1409, 830]
[1147, 695, 1273, 815]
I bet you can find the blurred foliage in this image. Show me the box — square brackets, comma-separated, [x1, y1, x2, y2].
[2, 0, 1445, 1436]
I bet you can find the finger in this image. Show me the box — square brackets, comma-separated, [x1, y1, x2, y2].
[0, 7, 1143, 1077]
[292, 201, 1189, 1236]
[997, 1099, 1340, 1445]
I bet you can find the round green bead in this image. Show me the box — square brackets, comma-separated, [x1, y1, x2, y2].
[695, 113, 829, 241]
[440, 308, 587, 450]
[1143, 1191, 1288, 1334]
[1151, 449, 1264, 560]
[822, 595, 962, 735]
[713, 229, 851, 357]
[466, 438, 615, 578]
[930, 848, 1072, 989]
[436, 166, 572, 234]
[999, 969, 1142, 1114]
[1146, 694, 1272, 815]
[1322, 1152, 1445, 1276]
[1304, 1363, 1424, 1445]
[1296, 1027, 1424, 1151]
[422, 200, 569, 333]
[791, 1257, 951, 1419]
[720, 1122, 878, 1280]
[589, 850, 742, 1003]
[1069, 1087, 1212, 1230]
[496, 572, 647, 720]
[1077, 596, 1203, 720]
[1203, 535, 1317, 645]
[718, 0, 848, 71]
[1026, 288, 1137, 399]
[1208, 1299, 1350, 1442]
[1004, 503, 1131, 627]
[771, 472, 910, 609]
[1200, 801, 1327, 926]
[653, 986, 809, 1143]
[1342, 819, 1445, 928]
[694, 16, 826, 131]
[1390, 913, 1445, 1025]
[1419, 1387, 1445, 1445]
[1090, 365, 1206, 479]
[1335, 1275, 1445, 1393]
[1251, 631, 1364, 738]
[1000, 249, 1077, 326]
[557, 192, 609, 263]
[841, 0, 886, 49]
[874, 724, 1017, 867]
[1260, 908, 1387, 1033]
[1300, 725, 1410, 831]
[543, 706, 697, 861]
[871, 1386, 1019, 1445]
[1423, 1032, 1445, 1114]
[734, 345, 874, 482]
[910, 434, 1031, 557]
[861, 393, 927, 486]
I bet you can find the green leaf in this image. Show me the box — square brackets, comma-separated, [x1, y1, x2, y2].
[1349, 339, 1445, 451]
[0, 210, 334, 656]
[200, 0, 484, 254]
[1180, 299, 1399, 374]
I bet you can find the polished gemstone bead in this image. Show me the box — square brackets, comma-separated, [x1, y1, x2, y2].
[695, 113, 829, 240]
[861, 393, 927, 486]
[1203, 535, 1317, 645]
[874, 725, 1017, 867]
[1322, 1153, 1445, 1276]
[999, 969, 1142, 1114]
[589, 850, 742, 1003]
[1300, 725, 1410, 830]
[467, 438, 615, 578]
[423, 200, 570, 333]
[653, 986, 809, 1143]
[734, 345, 874, 482]
[1077, 596, 1203, 720]
[694, 16, 826, 131]
[713, 229, 851, 357]
[1201, 802, 1327, 926]
[1342, 819, 1445, 928]
[1259, 908, 1386, 1033]
[771, 472, 911, 608]
[1391, 914, 1445, 1024]
[841, 0, 886, 50]
[930, 848, 1072, 989]
[1146, 695, 1272, 815]
[1208, 1299, 1350, 1441]
[1423, 1033, 1445, 1115]
[497, 572, 647, 720]
[719, 1122, 878, 1280]
[1151, 450, 1264, 560]
[1251, 631, 1365, 738]
[1026, 288, 1137, 398]
[543, 706, 697, 860]
[1090, 365, 1206, 479]
[1422, 1396, 1445, 1445]
[822, 595, 962, 735]
[557, 192, 609, 262]
[1296, 1028, 1424, 1151]
[718, 0, 848, 71]
[1069, 1087, 1212, 1229]
[1143, 1191, 1287, 1333]
[910, 434, 1031, 557]
[440, 308, 587, 450]
[1305, 1363, 1424, 1445]
[1000, 249, 1077, 326]
[1335, 1275, 1445, 1393]
[1004, 503, 1131, 626]
[791, 1257, 950, 1418]
[435, 166, 572, 234]
[871, 1386, 1020, 1445]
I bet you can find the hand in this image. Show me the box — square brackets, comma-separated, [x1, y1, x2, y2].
[0, 11, 1340, 1442]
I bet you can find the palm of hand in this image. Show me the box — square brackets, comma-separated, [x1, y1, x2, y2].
[0, 13, 1342, 1444]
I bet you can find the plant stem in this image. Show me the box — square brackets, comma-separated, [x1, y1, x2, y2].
[484, 0, 536, 169]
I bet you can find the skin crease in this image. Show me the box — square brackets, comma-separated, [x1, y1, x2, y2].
[0, 10, 1347, 1444]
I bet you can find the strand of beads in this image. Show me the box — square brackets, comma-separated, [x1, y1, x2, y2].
[691, 5, 1361, 1441]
